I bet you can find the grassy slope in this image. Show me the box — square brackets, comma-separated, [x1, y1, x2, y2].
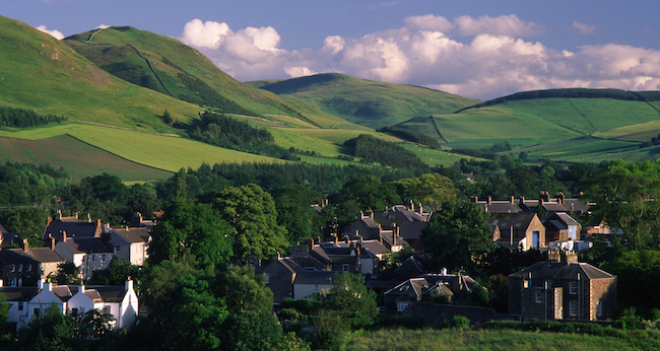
[0, 134, 173, 181]
[0, 124, 285, 173]
[0, 16, 203, 133]
[64, 26, 363, 130]
[250, 73, 481, 129]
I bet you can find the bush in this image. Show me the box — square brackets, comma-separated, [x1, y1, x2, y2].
[449, 315, 470, 329]
[373, 314, 428, 329]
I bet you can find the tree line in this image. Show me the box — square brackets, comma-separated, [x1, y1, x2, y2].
[0, 106, 65, 129]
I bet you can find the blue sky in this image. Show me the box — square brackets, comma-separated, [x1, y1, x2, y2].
[5, 0, 660, 99]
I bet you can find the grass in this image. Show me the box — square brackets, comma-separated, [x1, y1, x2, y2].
[0, 134, 172, 181]
[253, 73, 480, 129]
[345, 328, 655, 351]
[0, 123, 286, 174]
[397, 142, 476, 167]
[288, 129, 401, 145]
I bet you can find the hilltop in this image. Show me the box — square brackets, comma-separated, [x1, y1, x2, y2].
[249, 73, 480, 129]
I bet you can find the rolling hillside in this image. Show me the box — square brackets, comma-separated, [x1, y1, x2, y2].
[0, 16, 202, 133]
[249, 73, 481, 129]
[63, 26, 359, 129]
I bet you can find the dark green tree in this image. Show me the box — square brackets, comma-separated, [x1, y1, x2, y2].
[271, 185, 321, 244]
[18, 302, 74, 350]
[148, 200, 234, 271]
[54, 262, 82, 285]
[323, 272, 378, 328]
[214, 184, 288, 262]
[421, 198, 496, 273]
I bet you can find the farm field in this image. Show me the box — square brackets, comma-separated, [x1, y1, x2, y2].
[345, 328, 657, 351]
[0, 123, 286, 175]
[397, 143, 473, 167]
[0, 134, 173, 181]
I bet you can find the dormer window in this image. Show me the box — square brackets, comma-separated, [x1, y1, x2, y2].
[18, 264, 22, 272]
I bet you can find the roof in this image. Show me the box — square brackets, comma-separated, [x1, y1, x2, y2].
[52, 284, 129, 303]
[112, 227, 149, 243]
[43, 220, 101, 240]
[0, 223, 7, 235]
[479, 201, 523, 214]
[28, 247, 65, 263]
[385, 278, 429, 296]
[509, 261, 615, 280]
[0, 287, 39, 301]
[64, 238, 113, 254]
[489, 212, 537, 233]
[358, 240, 388, 256]
[0, 249, 40, 265]
[395, 257, 425, 274]
[294, 271, 336, 285]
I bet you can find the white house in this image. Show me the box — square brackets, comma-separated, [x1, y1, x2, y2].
[107, 227, 149, 266]
[54, 236, 114, 280]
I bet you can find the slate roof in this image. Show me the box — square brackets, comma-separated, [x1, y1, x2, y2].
[43, 220, 101, 241]
[509, 261, 615, 280]
[64, 238, 113, 254]
[28, 247, 65, 263]
[479, 202, 523, 213]
[294, 271, 336, 285]
[112, 227, 149, 243]
[50, 284, 129, 303]
[489, 213, 537, 234]
[0, 249, 40, 265]
[0, 287, 39, 301]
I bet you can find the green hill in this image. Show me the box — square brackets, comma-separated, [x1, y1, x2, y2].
[249, 73, 481, 129]
[63, 26, 359, 129]
[0, 16, 204, 133]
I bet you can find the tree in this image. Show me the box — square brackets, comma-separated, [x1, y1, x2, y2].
[271, 185, 321, 244]
[87, 256, 139, 286]
[421, 198, 496, 273]
[395, 173, 456, 210]
[148, 200, 234, 271]
[54, 262, 82, 285]
[337, 175, 401, 211]
[214, 184, 288, 262]
[18, 302, 74, 350]
[322, 272, 378, 328]
[80, 308, 115, 339]
[585, 160, 660, 250]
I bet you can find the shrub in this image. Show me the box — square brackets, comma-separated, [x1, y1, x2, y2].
[449, 315, 470, 329]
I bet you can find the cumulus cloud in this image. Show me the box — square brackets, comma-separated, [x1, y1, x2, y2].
[36, 25, 64, 40]
[96, 24, 110, 30]
[571, 21, 596, 35]
[180, 15, 660, 99]
[454, 14, 544, 37]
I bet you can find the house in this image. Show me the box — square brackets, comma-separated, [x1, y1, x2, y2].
[472, 196, 523, 214]
[0, 239, 65, 286]
[508, 251, 616, 322]
[518, 192, 590, 215]
[344, 203, 431, 252]
[545, 212, 591, 251]
[42, 211, 103, 241]
[261, 253, 314, 304]
[292, 271, 336, 301]
[384, 268, 480, 312]
[490, 212, 546, 250]
[0, 222, 7, 246]
[55, 236, 114, 280]
[0, 279, 138, 329]
[107, 226, 150, 266]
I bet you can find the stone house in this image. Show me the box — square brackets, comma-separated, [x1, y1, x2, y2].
[0, 239, 65, 286]
[490, 212, 546, 250]
[508, 251, 616, 322]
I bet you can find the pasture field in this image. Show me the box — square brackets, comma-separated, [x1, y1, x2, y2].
[269, 128, 344, 158]
[397, 143, 472, 167]
[567, 98, 660, 132]
[0, 134, 172, 181]
[593, 121, 660, 141]
[345, 328, 657, 351]
[288, 129, 401, 144]
[516, 136, 649, 163]
[0, 123, 285, 173]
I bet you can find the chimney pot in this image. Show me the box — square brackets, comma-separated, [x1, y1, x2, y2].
[510, 196, 515, 204]
[23, 238, 29, 253]
[487, 196, 492, 205]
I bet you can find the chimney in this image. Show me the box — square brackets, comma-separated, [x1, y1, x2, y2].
[0, 279, 3, 287]
[441, 267, 448, 276]
[548, 250, 560, 262]
[539, 191, 549, 202]
[539, 198, 544, 205]
[305, 238, 313, 252]
[417, 203, 423, 214]
[131, 212, 143, 227]
[87, 213, 91, 222]
[74, 212, 78, 220]
[80, 284, 85, 294]
[96, 219, 101, 228]
[471, 196, 478, 203]
[38, 279, 44, 289]
[56, 209, 62, 220]
[274, 252, 280, 261]
[334, 234, 338, 245]
[23, 238, 29, 253]
[487, 196, 492, 205]
[44, 282, 52, 291]
[50, 237, 56, 250]
[345, 235, 350, 245]
[46, 217, 52, 226]
[357, 211, 363, 220]
[557, 192, 565, 205]
[510, 196, 515, 204]
[315, 236, 320, 245]
[61, 230, 67, 242]
[520, 196, 525, 203]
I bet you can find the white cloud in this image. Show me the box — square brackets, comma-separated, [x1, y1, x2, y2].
[36, 25, 64, 40]
[454, 14, 544, 37]
[404, 14, 454, 32]
[96, 24, 110, 30]
[180, 15, 660, 99]
[571, 21, 596, 35]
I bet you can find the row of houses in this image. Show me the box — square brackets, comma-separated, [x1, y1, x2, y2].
[0, 211, 150, 286]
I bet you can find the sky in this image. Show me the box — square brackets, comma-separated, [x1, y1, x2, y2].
[4, 0, 660, 99]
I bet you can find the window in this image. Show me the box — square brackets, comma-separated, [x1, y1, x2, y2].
[103, 306, 111, 315]
[342, 264, 349, 272]
[34, 308, 40, 317]
[569, 282, 577, 294]
[92, 255, 95, 262]
[569, 301, 577, 316]
[10, 265, 14, 272]
[535, 291, 543, 303]
[18, 302, 23, 311]
[71, 308, 78, 318]
[597, 301, 603, 317]
[18, 264, 22, 272]
[27, 264, 31, 272]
